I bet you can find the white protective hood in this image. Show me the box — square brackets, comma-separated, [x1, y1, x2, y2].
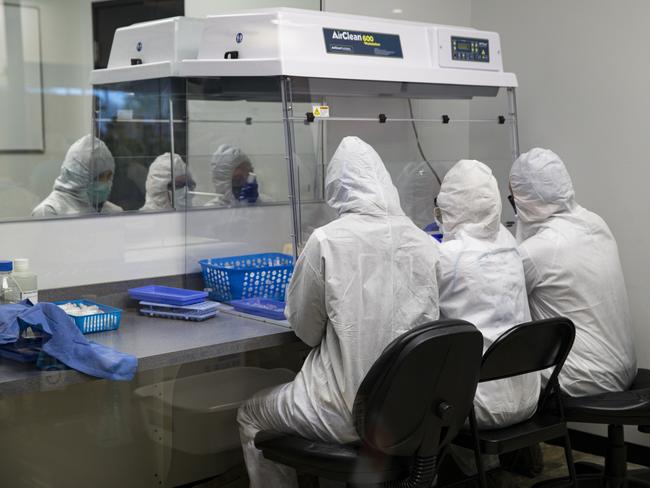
[208, 144, 249, 207]
[325, 136, 404, 217]
[32, 135, 121, 217]
[141, 153, 193, 211]
[437, 159, 501, 241]
[510, 148, 577, 240]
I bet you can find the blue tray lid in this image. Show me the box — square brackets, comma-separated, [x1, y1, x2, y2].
[128, 285, 208, 305]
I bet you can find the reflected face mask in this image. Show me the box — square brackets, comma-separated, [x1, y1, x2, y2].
[433, 197, 443, 228]
[87, 181, 112, 205]
[168, 189, 190, 207]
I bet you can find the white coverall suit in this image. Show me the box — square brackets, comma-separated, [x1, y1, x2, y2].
[237, 136, 440, 487]
[510, 148, 637, 397]
[435, 159, 540, 429]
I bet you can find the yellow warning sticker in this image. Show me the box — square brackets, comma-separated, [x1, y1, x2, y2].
[312, 105, 330, 118]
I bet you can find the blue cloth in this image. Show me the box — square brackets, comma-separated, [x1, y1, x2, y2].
[0, 301, 137, 381]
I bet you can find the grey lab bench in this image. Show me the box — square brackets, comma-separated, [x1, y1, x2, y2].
[0, 310, 299, 395]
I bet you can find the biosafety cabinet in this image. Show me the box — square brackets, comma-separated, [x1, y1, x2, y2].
[92, 9, 520, 251]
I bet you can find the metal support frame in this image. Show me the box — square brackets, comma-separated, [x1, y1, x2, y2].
[168, 98, 176, 209]
[507, 87, 521, 160]
[281, 77, 303, 258]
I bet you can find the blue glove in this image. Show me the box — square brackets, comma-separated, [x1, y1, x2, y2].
[424, 221, 444, 243]
[238, 181, 259, 203]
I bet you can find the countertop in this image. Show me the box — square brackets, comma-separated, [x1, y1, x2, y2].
[0, 309, 298, 395]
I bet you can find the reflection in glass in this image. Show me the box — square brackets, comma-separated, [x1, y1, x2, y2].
[204, 144, 260, 207]
[394, 161, 440, 229]
[286, 78, 516, 249]
[141, 153, 195, 211]
[185, 77, 290, 209]
[95, 79, 186, 211]
[31, 135, 122, 217]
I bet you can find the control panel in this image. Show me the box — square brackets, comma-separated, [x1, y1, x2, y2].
[436, 27, 502, 72]
[451, 36, 489, 63]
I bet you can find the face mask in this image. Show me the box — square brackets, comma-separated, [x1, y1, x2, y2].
[507, 194, 517, 215]
[87, 181, 111, 206]
[232, 185, 243, 200]
[168, 189, 190, 208]
[432, 196, 443, 229]
[433, 206, 443, 228]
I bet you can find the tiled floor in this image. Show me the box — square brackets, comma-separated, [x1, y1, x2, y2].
[193, 444, 648, 487]
[500, 444, 647, 488]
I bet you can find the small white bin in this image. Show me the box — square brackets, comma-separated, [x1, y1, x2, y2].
[135, 367, 295, 455]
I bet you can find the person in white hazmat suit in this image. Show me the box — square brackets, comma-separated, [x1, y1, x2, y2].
[32, 135, 123, 217]
[206, 144, 259, 207]
[141, 153, 195, 211]
[434, 160, 540, 482]
[510, 148, 637, 397]
[436, 159, 540, 428]
[237, 136, 440, 488]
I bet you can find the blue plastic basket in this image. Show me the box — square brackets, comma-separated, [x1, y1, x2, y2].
[128, 285, 208, 306]
[55, 300, 122, 334]
[199, 253, 294, 302]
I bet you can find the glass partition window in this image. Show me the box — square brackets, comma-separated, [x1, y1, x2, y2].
[182, 77, 295, 273]
[284, 78, 517, 247]
[184, 77, 292, 210]
[93, 78, 186, 213]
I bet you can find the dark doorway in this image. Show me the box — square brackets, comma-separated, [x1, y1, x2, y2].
[92, 0, 184, 69]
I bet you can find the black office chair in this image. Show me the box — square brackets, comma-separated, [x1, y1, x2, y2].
[449, 317, 577, 488]
[254, 319, 484, 487]
[536, 368, 650, 488]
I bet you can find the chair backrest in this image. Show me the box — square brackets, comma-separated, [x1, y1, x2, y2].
[479, 317, 575, 401]
[352, 319, 484, 458]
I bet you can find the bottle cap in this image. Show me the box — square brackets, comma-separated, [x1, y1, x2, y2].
[0, 260, 12, 272]
[13, 258, 29, 272]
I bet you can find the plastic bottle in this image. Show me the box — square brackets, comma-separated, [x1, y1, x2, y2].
[5, 258, 38, 304]
[0, 260, 13, 304]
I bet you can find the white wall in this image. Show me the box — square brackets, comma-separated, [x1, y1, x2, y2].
[471, 0, 650, 445]
[471, 0, 649, 368]
[0, 0, 95, 216]
[185, 0, 319, 17]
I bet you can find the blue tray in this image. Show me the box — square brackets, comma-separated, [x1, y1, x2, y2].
[128, 286, 208, 306]
[230, 298, 287, 321]
[140, 309, 218, 322]
[139, 300, 220, 321]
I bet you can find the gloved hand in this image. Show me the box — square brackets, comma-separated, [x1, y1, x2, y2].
[424, 221, 443, 243]
[238, 180, 259, 203]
